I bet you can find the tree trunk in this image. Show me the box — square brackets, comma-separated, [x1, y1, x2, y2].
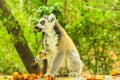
[0, 0, 40, 74]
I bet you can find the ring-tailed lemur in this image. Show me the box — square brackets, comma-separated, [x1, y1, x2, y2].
[34, 14, 82, 77]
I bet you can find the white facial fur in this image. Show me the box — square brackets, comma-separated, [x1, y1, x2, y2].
[35, 14, 56, 32]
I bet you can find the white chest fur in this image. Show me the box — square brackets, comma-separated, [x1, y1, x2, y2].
[43, 30, 59, 53]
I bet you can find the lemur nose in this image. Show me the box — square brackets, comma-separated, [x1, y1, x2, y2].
[34, 25, 39, 29]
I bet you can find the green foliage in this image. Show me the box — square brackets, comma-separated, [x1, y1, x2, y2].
[0, 0, 120, 75]
[35, 2, 65, 26]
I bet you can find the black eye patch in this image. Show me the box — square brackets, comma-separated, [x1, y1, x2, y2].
[40, 20, 45, 25]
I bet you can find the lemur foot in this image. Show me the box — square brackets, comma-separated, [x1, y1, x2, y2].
[69, 72, 80, 77]
[45, 72, 54, 77]
[55, 73, 68, 77]
[55, 73, 61, 77]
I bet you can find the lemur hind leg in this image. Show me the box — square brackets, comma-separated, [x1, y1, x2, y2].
[68, 52, 82, 77]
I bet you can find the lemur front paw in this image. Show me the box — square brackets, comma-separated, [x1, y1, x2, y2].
[35, 55, 41, 63]
[45, 72, 54, 77]
[35, 51, 45, 63]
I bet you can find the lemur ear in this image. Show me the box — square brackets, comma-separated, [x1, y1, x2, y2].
[48, 13, 56, 22]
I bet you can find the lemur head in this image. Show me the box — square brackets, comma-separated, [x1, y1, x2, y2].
[35, 13, 56, 32]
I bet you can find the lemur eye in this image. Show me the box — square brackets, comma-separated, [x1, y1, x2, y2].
[40, 20, 45, 25]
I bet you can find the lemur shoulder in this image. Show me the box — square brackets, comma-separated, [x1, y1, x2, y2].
[35, 14, 82, 77]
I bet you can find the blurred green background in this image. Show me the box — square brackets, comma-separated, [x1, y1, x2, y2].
[0, 0, 120, 75]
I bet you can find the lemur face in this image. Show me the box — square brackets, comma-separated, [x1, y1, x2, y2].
[35, 14, 56, 32]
